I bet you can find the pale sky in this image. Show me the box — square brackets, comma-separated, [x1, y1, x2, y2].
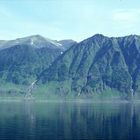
[0, 0, 140, 41]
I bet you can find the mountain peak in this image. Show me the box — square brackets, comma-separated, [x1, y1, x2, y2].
[91, 34, 109, 41]
[17, 34, 47, 42]
[38, 33, 140, 99]
[125, 34, 140, 41]
[93, 34, 105, 38]
[81, 34, 108, 46]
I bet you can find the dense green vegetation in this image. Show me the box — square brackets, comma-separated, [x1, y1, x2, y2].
[38, 34, 140, 99]
[1, 34, 140, 100]
[0, 35, 76, 85]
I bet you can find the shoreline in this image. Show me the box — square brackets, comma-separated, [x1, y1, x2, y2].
[0, 97, 139, 104]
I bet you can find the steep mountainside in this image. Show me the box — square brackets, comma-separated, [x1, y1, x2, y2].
[38, 34, 140, 99]
[0, 35, 76, 85]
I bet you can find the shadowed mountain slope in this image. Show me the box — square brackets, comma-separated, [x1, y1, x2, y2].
[38, 34, 140, 99]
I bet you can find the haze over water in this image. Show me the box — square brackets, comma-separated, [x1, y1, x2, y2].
[0, 101, 139, 139]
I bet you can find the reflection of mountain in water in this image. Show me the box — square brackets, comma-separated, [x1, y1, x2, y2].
[0, 102, 139, 139]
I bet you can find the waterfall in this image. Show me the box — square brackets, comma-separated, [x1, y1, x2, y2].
[24, 80, 37, 99]
[130, 88, 134, 101]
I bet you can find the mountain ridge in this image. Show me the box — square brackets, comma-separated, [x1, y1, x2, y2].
[0, 35, 76, 85]
[37, 34, 140, 99]
[0, 34, 140, 99]
[0, 35, 76, 50]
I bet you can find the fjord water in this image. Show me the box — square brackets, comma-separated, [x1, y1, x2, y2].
[0, 101, 140, 140]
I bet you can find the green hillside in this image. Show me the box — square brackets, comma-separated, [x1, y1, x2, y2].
[38, 34, 140, 99]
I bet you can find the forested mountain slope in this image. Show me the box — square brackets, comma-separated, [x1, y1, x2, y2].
[38, 34, 140, 99]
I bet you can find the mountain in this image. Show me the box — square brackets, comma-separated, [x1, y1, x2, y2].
[38, 34, 140, 99]
[0, 35, 76, 85]
[0, 35, 76, 50]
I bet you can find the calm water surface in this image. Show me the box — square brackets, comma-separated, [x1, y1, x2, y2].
[0, 101, 140, 140]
